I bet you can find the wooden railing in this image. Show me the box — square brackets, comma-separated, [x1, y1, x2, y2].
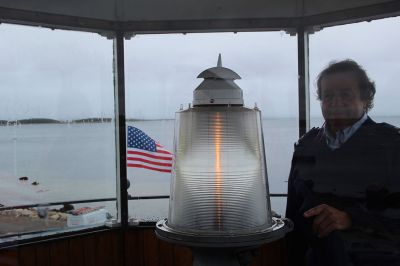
[0, 228, 287, 266]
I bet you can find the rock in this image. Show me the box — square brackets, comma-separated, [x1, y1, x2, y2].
[58, 213, 68, 221]
[31, 181, 39, 185]
[0, 210, 11, 216]
[30, 213, 39, 219]
[60, 204, 74, 212]
[19, 176, 29, 181]
[15, 209, 35, 217]
[50, 214, 60, 220]
[47, 212, 68, 221]
[37, 207, 49, 218]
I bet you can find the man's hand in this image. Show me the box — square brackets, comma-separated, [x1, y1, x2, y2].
[304, 204, 352, 238]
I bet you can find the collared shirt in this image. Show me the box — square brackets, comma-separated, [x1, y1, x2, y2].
[324, 113, 368, 150]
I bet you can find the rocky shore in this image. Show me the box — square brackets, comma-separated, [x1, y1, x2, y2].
[0, 208, 67, 236]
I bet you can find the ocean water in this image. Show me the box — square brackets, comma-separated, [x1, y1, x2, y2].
[1, 116, 399, 222]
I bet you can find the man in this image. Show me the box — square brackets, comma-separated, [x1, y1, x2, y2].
[285, 59, 400, 266]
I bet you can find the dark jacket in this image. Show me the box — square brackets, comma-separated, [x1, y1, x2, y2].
[285, 117, 400, 266]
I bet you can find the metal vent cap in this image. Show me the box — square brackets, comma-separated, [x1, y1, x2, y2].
[193, 54, 244, 106]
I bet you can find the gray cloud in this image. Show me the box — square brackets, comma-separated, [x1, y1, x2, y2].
[0, 16, 399, 121]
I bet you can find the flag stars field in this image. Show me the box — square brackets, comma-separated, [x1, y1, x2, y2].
[127, 126, 173, 173]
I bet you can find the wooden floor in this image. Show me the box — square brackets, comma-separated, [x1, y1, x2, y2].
[0, 228, 286, 266]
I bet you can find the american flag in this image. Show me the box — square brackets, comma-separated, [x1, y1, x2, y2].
[126, 126, 173, 173]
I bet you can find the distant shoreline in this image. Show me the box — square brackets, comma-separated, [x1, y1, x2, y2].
[0, 117, 174, 126]
[1, 116, 399, 126]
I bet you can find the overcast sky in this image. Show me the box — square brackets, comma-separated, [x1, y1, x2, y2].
[0, 16, 399, 120]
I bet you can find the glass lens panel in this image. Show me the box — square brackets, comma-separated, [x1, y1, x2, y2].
[171, 107, 271, 232]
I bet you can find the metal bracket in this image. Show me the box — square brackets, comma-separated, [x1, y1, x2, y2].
[105, 218, 120, 228]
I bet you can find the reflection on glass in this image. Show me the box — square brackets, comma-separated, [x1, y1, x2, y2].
[125, 32, 298, 221]
[0, 24, 115, 239]
[309, 17, 400, 128]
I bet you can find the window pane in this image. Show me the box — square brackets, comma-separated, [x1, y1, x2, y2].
[125, 32, 297, 221]
[0, 24, 115, 240]
[310, 17, 400, 127]
[290, 18, 400, 263]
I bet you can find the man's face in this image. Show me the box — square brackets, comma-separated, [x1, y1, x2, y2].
[320, 72, 366, 123]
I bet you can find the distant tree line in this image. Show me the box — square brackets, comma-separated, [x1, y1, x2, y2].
[0, 117, 173, 125]
[0, 118, 113, 125]
[72, 117, 112, 123]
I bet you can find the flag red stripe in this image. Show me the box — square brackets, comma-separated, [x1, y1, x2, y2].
[156, 149, 172, 155]
[127, 150, 172, 160]
[127, 163, 171, 173]
[127, 157, 172, 167]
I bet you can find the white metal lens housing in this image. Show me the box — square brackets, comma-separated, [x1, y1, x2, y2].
[156, 56, 292, 248]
